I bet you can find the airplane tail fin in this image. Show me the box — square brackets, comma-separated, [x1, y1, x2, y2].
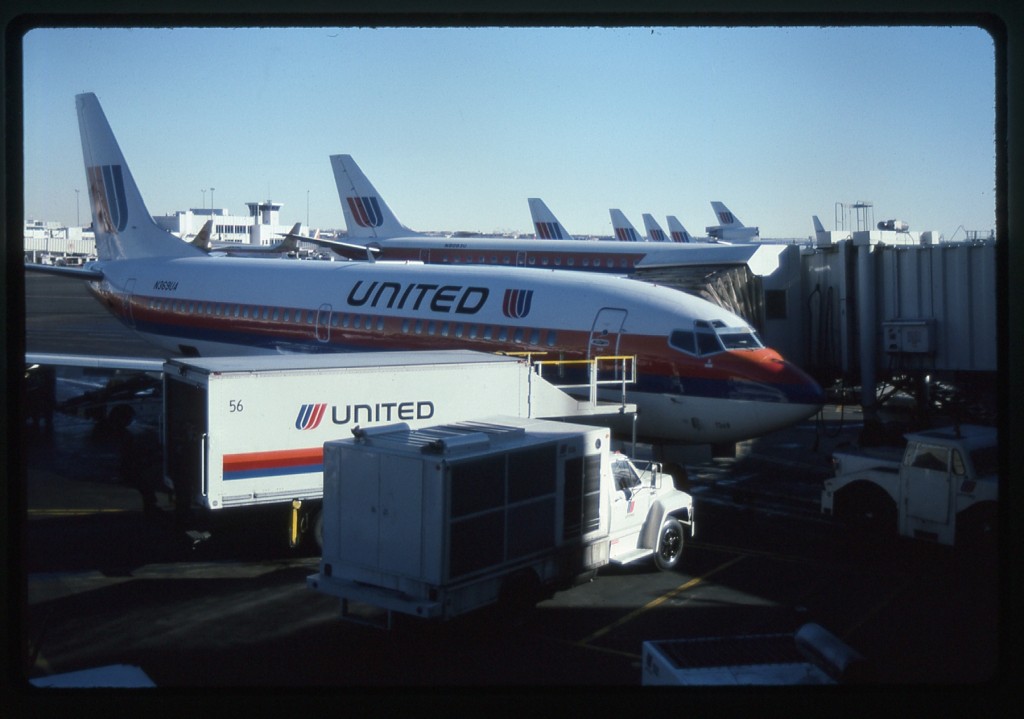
[330, 154, 420, 240]
[710, 201, 743, 227]
[812, 215, 827, 233]
[190, 220, 214, 250]
[279, 222, 303, 251]
[76, 93, 204, 261]
[666, 215, 694, 243]
[610, 209, 642, 242]
[641, 213, 668, 242]
[527, 198, 573, 240]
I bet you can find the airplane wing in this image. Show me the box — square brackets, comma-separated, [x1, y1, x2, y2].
[25, 262, 106, 280]
[26, 352, 166, 372]
[283, 232, 381, 261]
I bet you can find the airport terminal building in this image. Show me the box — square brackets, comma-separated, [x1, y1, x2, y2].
[24, 199, 304, 260]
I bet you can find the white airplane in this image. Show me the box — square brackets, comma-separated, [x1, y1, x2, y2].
[29, 93, 824, 446]
[190, 220, 307, 257]
[666, 216, 696, 243]
[706, 201, 760, 241]
[609, 209, 643, 242]
[642, 214, 669, 243]
[318, 155, 776, 276]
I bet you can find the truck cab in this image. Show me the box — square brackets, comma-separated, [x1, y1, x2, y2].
[822, 424, 998, 546]
[608, 453, 693, 570]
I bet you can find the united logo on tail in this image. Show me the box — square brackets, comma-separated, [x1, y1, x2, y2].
[347, 196, 384, 227]
[87, 164, 128, 232]
[535, 221, 563, 239]
[502, 289, 534, 319]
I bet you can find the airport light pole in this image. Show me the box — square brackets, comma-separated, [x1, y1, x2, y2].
[210, 187, 215, 212]
[75, 189, 80, 227]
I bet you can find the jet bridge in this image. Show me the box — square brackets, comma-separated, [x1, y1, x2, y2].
[632, 243, 804, 366]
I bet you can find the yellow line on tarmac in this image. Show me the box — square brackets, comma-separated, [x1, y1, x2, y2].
[28, 508, 132, 517]
[577, 554, 748, 647]
[841, 574, 916, 642]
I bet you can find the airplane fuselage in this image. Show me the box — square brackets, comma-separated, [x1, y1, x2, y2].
[88, 257, 823, 444]
[340, 236, 750, 274]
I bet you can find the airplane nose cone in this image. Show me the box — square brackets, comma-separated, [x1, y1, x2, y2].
[778, 359, 826, 408]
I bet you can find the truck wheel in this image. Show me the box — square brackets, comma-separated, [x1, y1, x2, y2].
[654, 518, 684, 571]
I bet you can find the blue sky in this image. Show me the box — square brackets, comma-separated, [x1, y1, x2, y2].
[22, 24, 996, 239]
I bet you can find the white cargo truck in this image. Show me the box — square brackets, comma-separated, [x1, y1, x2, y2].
[162, 350, 629, 547]
[307, 416, 695, 625]
[821, 424, 998, 546]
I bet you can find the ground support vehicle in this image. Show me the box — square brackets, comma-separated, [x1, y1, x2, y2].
[821, 424, 998, 546]
[641, 623, 872, 685]
[162, 350, 631, 547]
[307, 416, 694, 625]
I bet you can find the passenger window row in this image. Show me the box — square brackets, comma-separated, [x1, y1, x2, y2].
[438, 254, 637, 269]
[144, 296, 560, 348]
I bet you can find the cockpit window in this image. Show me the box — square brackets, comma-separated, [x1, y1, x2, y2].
[696, 331, 722, 355]
[669, 329, 696, 354]
[719, 330, 764, 350]
[671, 323, 760, 356]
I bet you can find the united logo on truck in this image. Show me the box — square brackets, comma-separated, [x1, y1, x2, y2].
[295, 403, 327, 430]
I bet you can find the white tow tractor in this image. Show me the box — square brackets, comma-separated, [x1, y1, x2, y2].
[307, 416, 695, 625]
[821, 424, 998, 546]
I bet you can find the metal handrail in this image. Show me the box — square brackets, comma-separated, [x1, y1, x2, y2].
[528, 354, 637, 409]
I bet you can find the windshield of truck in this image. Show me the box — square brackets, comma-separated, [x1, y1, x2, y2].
[612, 458, 641, 493]
[903, 443, 949, 471]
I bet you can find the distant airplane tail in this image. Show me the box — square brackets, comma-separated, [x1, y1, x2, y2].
[189, 220, 214, 251]
[278, 222, 304, 252]
[641, 213, 668, 242]
[77, 93, 204, 261]
[812, 215, 827, 234]
[710, 201, 743, 227]
[666, 215, 694, 243]
[527, 198, 574, 240]
[609, 209, 642, 242]
[330, 154, 420, 240]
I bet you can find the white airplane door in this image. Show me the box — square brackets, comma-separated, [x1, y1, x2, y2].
[588, 308, 627, 359]
[316, 304, 332, 343]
